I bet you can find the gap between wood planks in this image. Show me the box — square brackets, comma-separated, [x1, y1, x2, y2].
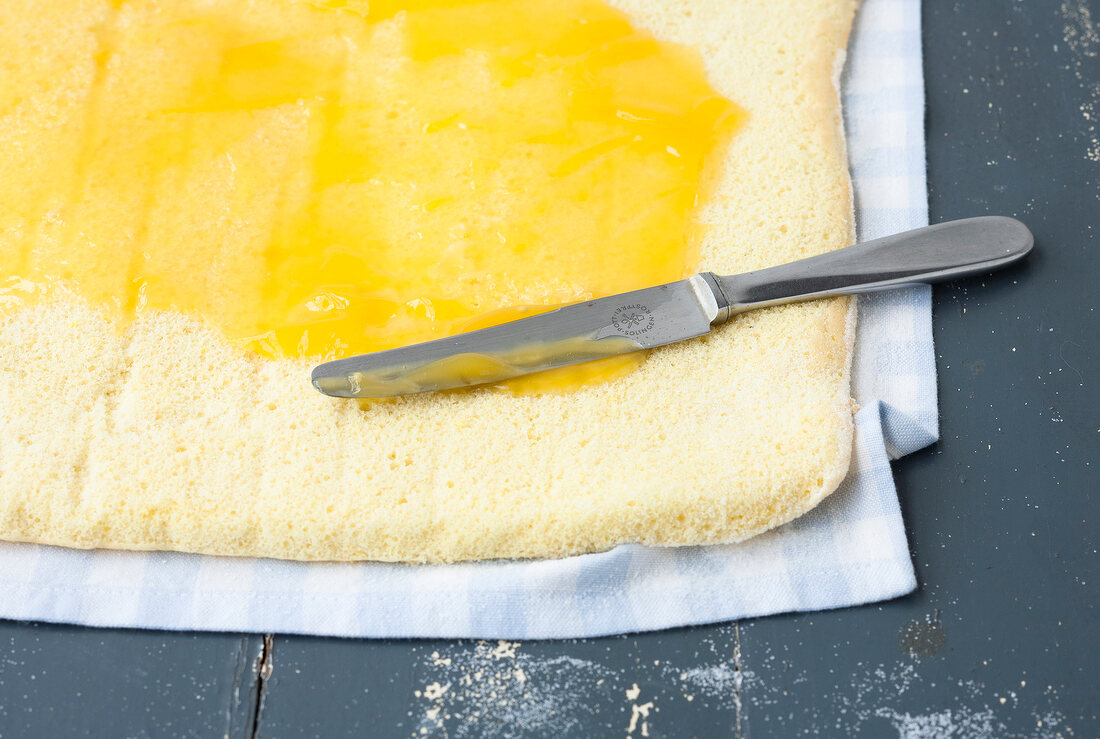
[246, 634, 274, 739]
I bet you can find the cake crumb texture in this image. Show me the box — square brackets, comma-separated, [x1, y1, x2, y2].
[0, 0, 859, 562]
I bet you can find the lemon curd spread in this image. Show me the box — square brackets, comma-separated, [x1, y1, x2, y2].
[0, 0, 743, 392]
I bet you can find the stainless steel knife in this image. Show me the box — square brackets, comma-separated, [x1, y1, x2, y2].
[311, 216, 1033, 398]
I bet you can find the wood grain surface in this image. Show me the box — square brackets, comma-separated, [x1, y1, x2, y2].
[0, 1, 1096, 736]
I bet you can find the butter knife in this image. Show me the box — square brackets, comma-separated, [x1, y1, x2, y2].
[311, 216, 1033, 398]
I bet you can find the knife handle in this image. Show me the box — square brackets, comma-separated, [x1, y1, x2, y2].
[706, 216, 1033, 322]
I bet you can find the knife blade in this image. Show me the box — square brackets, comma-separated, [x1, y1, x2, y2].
[311, 216, 1033, 398]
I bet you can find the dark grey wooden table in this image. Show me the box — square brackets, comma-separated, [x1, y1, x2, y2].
[2, 2, 1096, 737]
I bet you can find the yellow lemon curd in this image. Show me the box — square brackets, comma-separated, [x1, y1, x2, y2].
[0, 0, 743, 393]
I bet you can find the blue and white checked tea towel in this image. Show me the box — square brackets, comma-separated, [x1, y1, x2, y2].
[0, 0, 934, 638]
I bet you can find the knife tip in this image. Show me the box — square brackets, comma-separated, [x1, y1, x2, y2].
[311, 367, 358, 398]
